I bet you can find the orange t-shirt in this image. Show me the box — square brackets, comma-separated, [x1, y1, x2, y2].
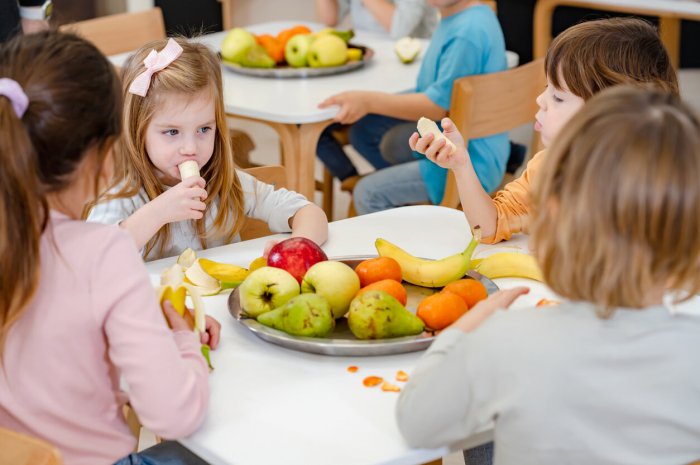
[483, 150, 545, 244]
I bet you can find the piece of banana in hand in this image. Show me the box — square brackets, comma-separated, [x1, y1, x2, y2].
[416, 117, 456, 155]
[178, 160, 200, 180]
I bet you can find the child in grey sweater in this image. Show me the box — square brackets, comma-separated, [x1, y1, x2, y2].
[396, 86, 700, 465]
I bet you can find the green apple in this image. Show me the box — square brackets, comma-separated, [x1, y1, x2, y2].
[285, 34, 313, 68]
[308, 34, 347, 68]
[239, 266, 300, 318]
[221, 27, 257, 63]
[301, 261, 360, 318]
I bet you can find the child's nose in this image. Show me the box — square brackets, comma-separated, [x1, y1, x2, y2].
[179, 137, 196, 155]
[536, 91, 546, 110]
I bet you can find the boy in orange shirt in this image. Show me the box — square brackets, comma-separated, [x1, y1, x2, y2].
[411, 17, 678, 243]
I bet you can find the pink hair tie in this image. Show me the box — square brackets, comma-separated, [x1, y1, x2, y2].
[128, 38, 184, 97]
[0, 78, 29, 118]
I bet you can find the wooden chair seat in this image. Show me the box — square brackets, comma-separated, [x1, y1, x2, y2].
[0, 428, 62, 465]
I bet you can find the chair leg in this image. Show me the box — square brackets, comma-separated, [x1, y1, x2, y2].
[230, 128, 257, 168]
[322, 167, 334, 221]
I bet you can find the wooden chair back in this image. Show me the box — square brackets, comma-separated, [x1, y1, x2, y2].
[0, 428, 62, 465]
[59, 8, 166, 56]
[440, 58, 546, 208]
[240, 166, 288, 240]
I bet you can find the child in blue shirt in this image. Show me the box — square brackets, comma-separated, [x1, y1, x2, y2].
[315, 0, 508, 214]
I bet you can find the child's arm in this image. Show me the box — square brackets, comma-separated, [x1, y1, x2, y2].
[362, 0, 395, 32]
[315, 0, 340, 26]
[410, 117, 499, 240]
[120, 176, 208, 249]
[289, 204, 329, 246]
[319, 91, 445, 125]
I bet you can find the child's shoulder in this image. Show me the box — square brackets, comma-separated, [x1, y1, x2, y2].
[50, 212, 137, 260]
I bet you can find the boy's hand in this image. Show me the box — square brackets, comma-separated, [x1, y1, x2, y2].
[409, 117, 469, 170]
[319, 91, 371, 124]
[450, 287, 530, 333]
[152, 176, 208, 225]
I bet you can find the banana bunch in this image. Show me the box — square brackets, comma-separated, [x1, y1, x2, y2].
[376, 227, 481, 288]
[470, 252, 543, 282]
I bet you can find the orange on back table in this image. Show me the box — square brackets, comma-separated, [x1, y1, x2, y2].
[356, 279, 407, 306]
[417, 292, 469, 331]
[354, 257, 403, 287]
[441, 279, 488, 308]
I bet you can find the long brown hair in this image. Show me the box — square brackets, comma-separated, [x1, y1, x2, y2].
[546, 17, 679, 98]
[0, 31, 121, 351]
[97, 37, 245, 259]
[531, 86, 700, 316]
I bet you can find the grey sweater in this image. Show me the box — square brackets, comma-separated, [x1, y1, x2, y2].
[396, 302, 700, 465]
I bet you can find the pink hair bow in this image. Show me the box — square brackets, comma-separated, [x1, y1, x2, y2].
[128, 38, 183, 97]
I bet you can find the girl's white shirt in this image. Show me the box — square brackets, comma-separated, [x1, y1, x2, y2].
[88, 170, 310, 260]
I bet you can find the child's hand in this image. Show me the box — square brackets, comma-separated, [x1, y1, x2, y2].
[162, 300, 193, 332]
[152, 176, 208, 225]
[200, 315, 221, 350]
[409, 117, 468, 170]
[450, 287, 530, 333]
[319, 91, 370, 125]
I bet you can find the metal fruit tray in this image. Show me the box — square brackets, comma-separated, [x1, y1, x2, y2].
[221, 45, 374, 79]
[228, 256, 498, 357]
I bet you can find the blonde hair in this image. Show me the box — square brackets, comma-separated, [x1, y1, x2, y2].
[546, 18, 679, 99]
[531, 86, 700, 316]
[99, 37, 245, 259]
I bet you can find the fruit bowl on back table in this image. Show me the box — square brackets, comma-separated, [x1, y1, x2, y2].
[228, 255, 499, 356]
[220, 44, 374, 79]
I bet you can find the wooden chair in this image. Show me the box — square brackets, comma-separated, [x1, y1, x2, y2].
[439, 58, 546, 209]
[240, 165, 288, 240]
[59, 8, 166, 56]
[0, 428, 62, 465]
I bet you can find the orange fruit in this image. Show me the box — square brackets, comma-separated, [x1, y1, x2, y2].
[356, 279, 407, 306]
[256, 34, 284, 63]
[354, 257, 402, 287]
[441, 279, 488, 308]
[416, 292, 468, 330]
[276, 25, 312, 52]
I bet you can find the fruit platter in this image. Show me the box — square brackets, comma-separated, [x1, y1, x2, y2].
[220, 25, 373, 78]
[228, 259, 498, 356]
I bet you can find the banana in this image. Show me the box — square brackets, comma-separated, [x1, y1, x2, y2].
[198, 258, 249, 289]
[416, 117, 456, 155]
[471, 252, 543, 282]
[178, 160, 199, 180]
[375, 227, 481, 288]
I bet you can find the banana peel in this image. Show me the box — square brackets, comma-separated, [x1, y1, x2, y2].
[197, 258, 249, 289]
[470, 252, 543, 282]
[376, 226, 482, 288]
[158, 263, 213, 369]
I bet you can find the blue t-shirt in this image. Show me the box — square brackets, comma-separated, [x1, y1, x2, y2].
[415, 4, 509, 204]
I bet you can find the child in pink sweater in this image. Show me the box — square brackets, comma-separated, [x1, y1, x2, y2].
[0, 32, 213, 465]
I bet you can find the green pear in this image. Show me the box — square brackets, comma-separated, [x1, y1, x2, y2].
[239, 44, 275, 68]
[258, 294, 335, 338]
[221, 28, 257, 63]
[348, 290, 425, 340]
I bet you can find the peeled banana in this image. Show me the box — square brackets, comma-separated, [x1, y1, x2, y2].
[471, 252, 543, 282]
[416, 117, 456, 155]
[178, 160, 199, 180]
[376, 227, 481, 288]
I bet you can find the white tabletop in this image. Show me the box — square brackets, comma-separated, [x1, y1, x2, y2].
[144, 206, 555, 465]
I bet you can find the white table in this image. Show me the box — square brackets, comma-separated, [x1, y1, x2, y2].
[145, 205, 555, 465]
[533, 0, 700, 68]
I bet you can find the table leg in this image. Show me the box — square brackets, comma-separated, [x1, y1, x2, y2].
[421, 460, 442, 465]
[228, 115, 334, 202]
[658, 16, 681, 69]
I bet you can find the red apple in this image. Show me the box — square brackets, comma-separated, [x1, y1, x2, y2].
[267, 237, 328, 283]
